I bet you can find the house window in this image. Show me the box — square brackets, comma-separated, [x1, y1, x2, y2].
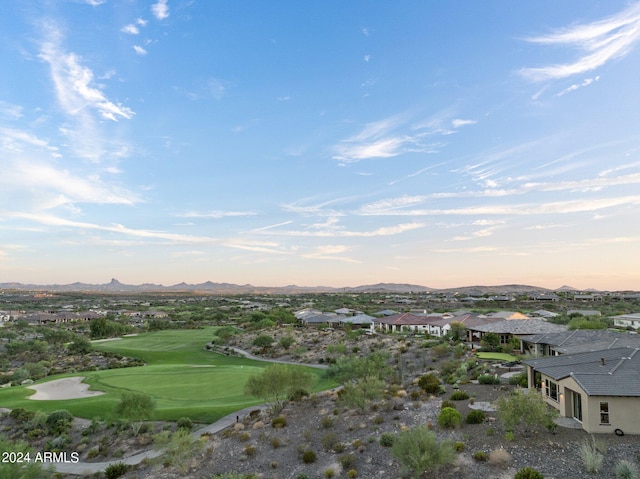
[600, 402, 610, 425]
[545, 379, 558, 401]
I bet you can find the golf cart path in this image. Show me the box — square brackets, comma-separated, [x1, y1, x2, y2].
[51, 346, 325, 475]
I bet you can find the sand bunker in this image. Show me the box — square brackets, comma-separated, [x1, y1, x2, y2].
[27, 377, 105, 401]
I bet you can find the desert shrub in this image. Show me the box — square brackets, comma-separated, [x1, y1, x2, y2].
[347, 469, 358, 478]
[473, 451, 488, 462]
[270, 437, 281, 449]
[478, 374, 501, 385]
[391, 426, 455, 479]
[514, 466, 545, 479]
[325, 469, 335, 478]
[238, 432, 250, 442]
[437, 407, 462, 429]
[410, 390, 421, 401]
[579, 436, 604, 473]
[46, 410, 74, 435]
[440, 400, 456, 410]
[252, 334, 274, 348]
[321, 432, 339, 451]
[417, 373, 440, 394]
[380, 432, 395, 447]
[244, 445, 256, 457]
[301, 449, 316, 464]
[466, 410, 486, 424]
[271, 416, 287, 428]
[453, 441, 465, 452]
[615, 460, 640, 479]
[339, 453, 356, 469]
[320, 416, 334, 429]
[372, 415, 384, 425]
[177, 417, 193, 431]
[508, 373, 528, 387]
[296, 475, 311, 479]
[105, 462, 129, 479]
[9, 408, 36, 424]
[450, 390, 469, 401]
[497, 389, 558, 436]
[489, 448, 512, 466]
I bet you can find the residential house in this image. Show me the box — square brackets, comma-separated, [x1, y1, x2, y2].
[523, 347, 640, 434]
[465, 319, 567, 349]
[521, 330, 640, 356]
[613, 313, 640, 330]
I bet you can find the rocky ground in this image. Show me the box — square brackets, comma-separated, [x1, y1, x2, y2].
[5, 327, 640, 479]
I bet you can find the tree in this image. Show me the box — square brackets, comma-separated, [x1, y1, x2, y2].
[391, 426, 455, 478]
[68, 336, 92, 355]
[252, 334, 274, 350]
[115, 391, 156, 435]
[448, 322, 466, 341]
[496, 388, 558, 436]
[245, 364, 314, 414]
[480, 332, 500, 352]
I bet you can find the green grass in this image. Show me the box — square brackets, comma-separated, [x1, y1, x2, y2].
[0, 328, 335, 423]
[475, 352, 518, 362]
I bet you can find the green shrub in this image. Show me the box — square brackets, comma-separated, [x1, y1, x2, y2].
[339, 453, 356, 469]
[9, 408, 36, 424]
[508, 373, 528, 387]
[321, 432, 339, 452]
[244, 445, 256, 457]
[440, 400, 456, 410]
[391, 426, 455, 478]
[46, 410, 74, 435]
[347, 469, 358, 478]
[437, 407, 462, 429]
[380, 432, 395, 447]
[478, 374, 501, 385]
[105, 462, 129, 479]
[325, 469, 335, 478]
[615, 460, 640, 479]
[453, 441, 465, 452]
[514, 466, 545, 479]
[417, 373, 440, 393]
[466, 410, 486, 424]
[271, 416, 287, 428]
[301, 449, 316, 464]
[177, 417, 193, 430]
[320, 416, 334, 429]
[270, 436, 281, 449]
[473, 451, 488, 462]
[450, 390, 469, 401]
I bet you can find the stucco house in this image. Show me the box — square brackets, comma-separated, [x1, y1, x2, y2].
[523, 347, 640, 434]
[613, 313, 640, 330]
[521, 329, 640, 356]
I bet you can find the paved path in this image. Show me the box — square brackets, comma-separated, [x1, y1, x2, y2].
[51, 347, 324, 475]
[52, 405, 269, 475]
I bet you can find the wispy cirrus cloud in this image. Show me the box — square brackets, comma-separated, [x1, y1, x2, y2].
[151, 0, 169, 20]
[39, 23, 134, 122]
[520, 2, 640, 81]
[3, 212, 210, 244]
[332, 116, 439, 164]
[179, 210, 256, 219]
[303, 245, 360, 263]
[252, 220, 425, 238]
[359, 195, 640, 217]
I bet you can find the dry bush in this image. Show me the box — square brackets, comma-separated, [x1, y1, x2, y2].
[488, 448, 512, 466]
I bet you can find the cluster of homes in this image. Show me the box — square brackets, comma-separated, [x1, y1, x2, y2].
[296, 307, 640, 435]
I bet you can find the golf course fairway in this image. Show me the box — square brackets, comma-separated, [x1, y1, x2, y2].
[0, 327, 335, 423]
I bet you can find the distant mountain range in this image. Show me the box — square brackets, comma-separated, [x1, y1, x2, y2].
[0, 278, 575, 295]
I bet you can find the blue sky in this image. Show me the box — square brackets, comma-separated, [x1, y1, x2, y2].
[1, 1, 640, 290]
